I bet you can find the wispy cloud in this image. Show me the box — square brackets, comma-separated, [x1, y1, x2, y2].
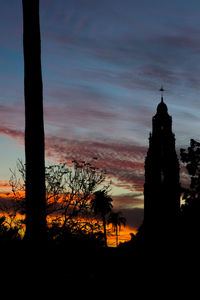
[156, 34, 200, 51]
[113, 193, 144, 209]
[0, 126, 24, 142]
[0, 118, 146, 194]
[0, 103, 24, 129]
[46, 136, 146, 189]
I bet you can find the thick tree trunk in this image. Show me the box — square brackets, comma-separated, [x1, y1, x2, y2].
[22, 0, 46, 242]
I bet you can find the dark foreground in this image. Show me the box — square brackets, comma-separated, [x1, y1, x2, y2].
[0, 240, 199, 296]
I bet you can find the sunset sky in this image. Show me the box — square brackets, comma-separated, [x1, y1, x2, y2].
[1, 0, 200, 239]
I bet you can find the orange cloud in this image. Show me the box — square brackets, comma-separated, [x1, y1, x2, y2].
[0, 180, 12, 192]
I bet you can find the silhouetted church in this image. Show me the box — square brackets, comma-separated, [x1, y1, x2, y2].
[143, 89, 180, 241]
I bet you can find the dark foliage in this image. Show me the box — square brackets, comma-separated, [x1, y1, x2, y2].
[180, 139, 200, 248]
[0, 217, 21, 244]
[91, 189, 113, 247]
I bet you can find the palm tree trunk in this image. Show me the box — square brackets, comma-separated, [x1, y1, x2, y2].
[102, 215, 107, 247]
[116, 226, 118, 247]
[22, 0, 46, 242]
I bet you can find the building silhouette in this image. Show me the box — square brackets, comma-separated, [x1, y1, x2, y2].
[143, 90, 180, 242]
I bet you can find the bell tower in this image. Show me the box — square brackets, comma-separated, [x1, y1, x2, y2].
[143, 88, 180, 240]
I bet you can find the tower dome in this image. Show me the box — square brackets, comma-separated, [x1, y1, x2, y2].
[156, 97, 168, 114]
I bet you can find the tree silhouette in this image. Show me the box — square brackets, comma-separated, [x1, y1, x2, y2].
[8, 159, 108, 242]
[0, 217, 21, 244]
[107, 211, 126, 247]
[22, 1, 46, 241]
[91, 190, 113, 247]
[180, 139, 200, 247]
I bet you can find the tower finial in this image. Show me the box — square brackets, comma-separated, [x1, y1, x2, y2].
[160, 86, 165, 102]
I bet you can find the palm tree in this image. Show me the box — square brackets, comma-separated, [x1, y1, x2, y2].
[91, 190, 113, 247]
[108, 211, 126, 247]
[22, 1, 46, 241]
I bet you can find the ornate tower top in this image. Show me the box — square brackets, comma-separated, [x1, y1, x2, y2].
[153, 87, 171, 135]
[157, 86, 168, 114]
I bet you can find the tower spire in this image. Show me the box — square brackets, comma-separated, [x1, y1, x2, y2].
[160, 86, 165, 102]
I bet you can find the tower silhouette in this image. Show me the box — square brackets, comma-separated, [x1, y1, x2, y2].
[143, 90, 180, 242]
